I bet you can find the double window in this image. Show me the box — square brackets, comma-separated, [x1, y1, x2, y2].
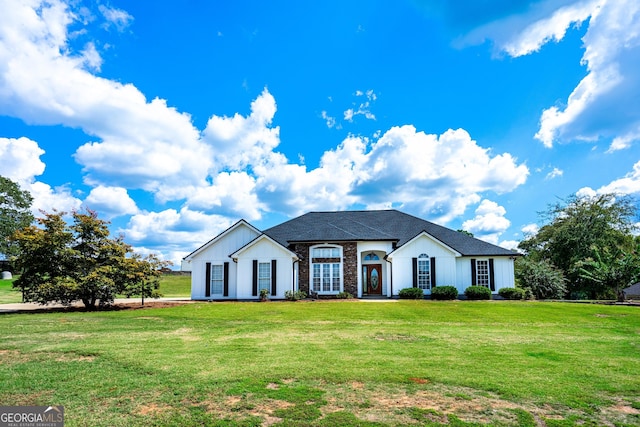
[310, 245, 342, 294]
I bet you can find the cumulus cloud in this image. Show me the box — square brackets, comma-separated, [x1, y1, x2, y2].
[521, 223, 540, 236]
[578, 161, 640, 197]
[459, 0, 640, 151]
[84, 185, 139, 218]
[0, 0, 212, 200]
[0, 137, 81, 214]
[462, 199, 511, 244]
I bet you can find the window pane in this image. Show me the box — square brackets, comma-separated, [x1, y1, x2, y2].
[211, 265, 223, 294]
[332, 263, 340, 292]
[476, 260, 489, 286]
[258, 262, 270, 291]
[312, 264, 321, 292]
[417, 259, 430, 290]
[322, 264, 331, 291]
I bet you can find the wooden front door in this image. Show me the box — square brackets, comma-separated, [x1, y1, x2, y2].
[364, 264, 382, 295]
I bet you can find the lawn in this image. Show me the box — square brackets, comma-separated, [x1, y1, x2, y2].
[0, 301, 638, 426]
[0, 274, 191, 304]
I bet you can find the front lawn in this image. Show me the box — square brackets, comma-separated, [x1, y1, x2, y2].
[0, 276, 21, 303]
[0, 301, 638, 426]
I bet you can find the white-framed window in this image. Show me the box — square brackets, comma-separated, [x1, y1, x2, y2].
[310, 245, 342, 294]
[258, 262, 271, 292]
[210, 264, 223, 294]
[476, 259, 489, 287]
[417, 253, 430, 290]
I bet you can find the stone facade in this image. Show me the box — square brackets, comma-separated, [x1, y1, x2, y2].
[293, 242, 358, 297]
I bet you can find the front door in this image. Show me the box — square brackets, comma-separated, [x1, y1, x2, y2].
[364, 264, 382, 295]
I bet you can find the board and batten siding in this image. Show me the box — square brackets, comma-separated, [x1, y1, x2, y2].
[389, 234, 458, 295]
[189, 223, 260, 300]
[235, 238, 295, 300]
[455, 257, 516, 293]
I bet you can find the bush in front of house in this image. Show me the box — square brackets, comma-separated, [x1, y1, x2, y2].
[336, 291, 354, 299]
[284, 290, 307, 301]
[430, 286, 458, 300]
[464, 286, 492, 300]
[399, 287, 425, 299]
[498, 287, 525, 300]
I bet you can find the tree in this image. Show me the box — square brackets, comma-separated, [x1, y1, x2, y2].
[0, 176, 33, 259]
[577, 243, 640, 301]
[515, 257, 567, 299]
[11, 209, 165, 309]
[518, 193, 638, 299]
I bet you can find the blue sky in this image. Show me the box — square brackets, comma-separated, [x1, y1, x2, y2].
[1, 0, 640, 266]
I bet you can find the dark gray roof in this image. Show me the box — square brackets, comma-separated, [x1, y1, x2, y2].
[263, 210, 518, 257]
[623, 283, 640, 295]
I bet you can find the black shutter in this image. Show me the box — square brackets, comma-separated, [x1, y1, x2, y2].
[430, 257, 436, 288]
[489, 258, 495, 292]
[252, 260, 258, 296]
[471, 259, 476, 286]
[205, 262, 211, 297]
[412, 257, 418, 288]
[271, 259, 277, 295]
[223, 262, 229, 297]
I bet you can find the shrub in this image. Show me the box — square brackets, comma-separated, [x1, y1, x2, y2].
[430, 286, 458, 300]
[284, 290, 307, 301]
[515, 258, 567, 299]
[259, 288, 269, 301]
[336, 291, 353, 299]
[464, 286, 492, 300]
[398, 287, 425, 299]
[498, 287, 525, 300]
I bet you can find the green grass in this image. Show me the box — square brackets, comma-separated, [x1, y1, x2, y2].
[0, 276, 21, 303]
[156, 273, 191, 297]
[0, 301, 638, 426]
[0, 274, 191, 304]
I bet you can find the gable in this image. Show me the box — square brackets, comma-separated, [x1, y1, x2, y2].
[387, 232, 460, 260]
[231, 234, 299, 261]
[184, 220, 261, 262]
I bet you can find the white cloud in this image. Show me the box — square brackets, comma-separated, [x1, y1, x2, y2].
[521, 223, 540, 236]
[579, 161, 640, 196]
[98, 4, 133, 32]
[545, 167, 564, 180]
[0, 136, 81, 214]
[460, 0, 640, 151]
[343, 89, 377, 122]
[84, 186, 139, 218]
[462, 199, 511, 244]
[0, 0, 212, 200]
[321, 110, 337, 128]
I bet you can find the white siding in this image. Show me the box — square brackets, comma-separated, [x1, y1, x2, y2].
[389, 234, 458, 296]
[456, 257, 516, 294]
[235, 238, 295, 300]
[188, 223, 260, 300]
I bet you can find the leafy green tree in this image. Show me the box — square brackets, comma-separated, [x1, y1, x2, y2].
[578, 244, 640, 301]
[121, 253, 167, 305]
[0, 176, 33, 259]
[518, 193, 638, 298]
[515, 257, 566, 299]
[11, 210, 165, 309]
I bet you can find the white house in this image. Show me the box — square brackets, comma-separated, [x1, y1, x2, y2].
[183, 210, 518, 300]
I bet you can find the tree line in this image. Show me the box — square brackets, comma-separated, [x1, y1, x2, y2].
[1, 176, 168, 309]
[2, 175, 639, 306]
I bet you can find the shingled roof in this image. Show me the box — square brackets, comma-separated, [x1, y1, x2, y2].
[263, 210, 517, 257]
